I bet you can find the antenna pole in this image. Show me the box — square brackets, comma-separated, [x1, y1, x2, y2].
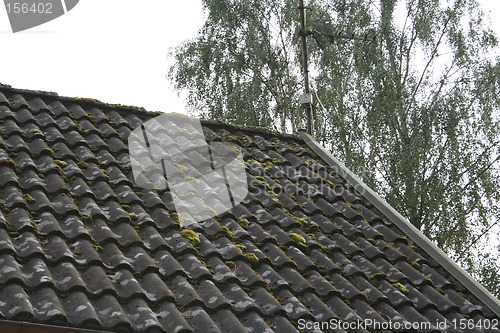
[299, 0, 313, 136]
[297, 2, 376, 136]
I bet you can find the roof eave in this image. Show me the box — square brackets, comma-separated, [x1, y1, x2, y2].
[0, 319, 112, 333]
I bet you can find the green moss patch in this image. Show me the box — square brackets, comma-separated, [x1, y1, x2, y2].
[244, 253, 259, 265]
[23, 193, 36, 203]
[393, 282, 409, 294]
[180, 229, 200, 246]
[54, 159, 67, 168]
[290, 232, 306, 246]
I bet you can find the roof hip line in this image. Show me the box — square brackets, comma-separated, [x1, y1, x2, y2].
[298, 129, 500, 318]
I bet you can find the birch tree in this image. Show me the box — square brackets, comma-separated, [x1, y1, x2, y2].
[168, 0, 500, 295]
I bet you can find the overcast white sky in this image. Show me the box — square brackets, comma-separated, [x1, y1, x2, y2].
[0, 0, 205, 113]
[0, 0, 498, 113]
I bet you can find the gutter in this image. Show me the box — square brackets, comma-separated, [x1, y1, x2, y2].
[298, 130, 500, 318]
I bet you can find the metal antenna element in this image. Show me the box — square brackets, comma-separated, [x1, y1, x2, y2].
[298, 0, 313, 136]
[320, 30, 377, 44]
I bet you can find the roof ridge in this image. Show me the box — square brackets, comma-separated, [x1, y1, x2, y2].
[0, 82, 153, 115]
[0, 82, 301, 141]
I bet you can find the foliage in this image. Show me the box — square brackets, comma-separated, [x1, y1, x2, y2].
[169, 0, 303, 131]
[168, 0, 500, 295]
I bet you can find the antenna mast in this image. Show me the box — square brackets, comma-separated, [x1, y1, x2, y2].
[297, 1, 376, 137]
[298, 0, 313, 136]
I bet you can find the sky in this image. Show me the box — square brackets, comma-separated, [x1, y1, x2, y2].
[0, 0, 498, 114]
[0, 0, 205, 113]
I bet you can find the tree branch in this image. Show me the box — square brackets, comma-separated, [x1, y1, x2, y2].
[457, 217, 500, 260]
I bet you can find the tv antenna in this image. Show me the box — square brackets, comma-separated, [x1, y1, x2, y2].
[298, 0, 376, 136]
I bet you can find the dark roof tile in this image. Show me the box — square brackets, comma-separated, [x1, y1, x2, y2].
[73, 145, 96, 163]
[301, 291, 338, 321]
[67, 103, 91, 119]
[35, 111, 58, 128]
[257, 264, 290, 291]
[13, 232, 44, 258]
[45, 100, 67, 116]
[0, 184, 26, 209]
[279, 266, 315, 293]
[58, 214, 90, 240]
[285, 246, 316, 271]
[43, 172, 69, 194]
[68, 239, 101, 265]
[5, 207, 33, 231]
[62, 291, 102, 328]
[329, 273, 366, 301]
[0, 229, 15, 254]
[30, 287, 68, 323]
[64, 130, 87, 147]
[240, 312, 274, 333]
[0, 254, 24, 285]
[0, 93, 11, 106]
[91, 294, 132, 331]
[154, 250, 185, 277]
[6, 134, 30, 152]
[308, 249, 342, 274]
[420, 263, 454, 289]
[210, 308, 249, 332]
[0, 165, 17, 187]
[352, 275, 388, 304]
[51, 142, 76, 160]
[250, 286, 286, 316]
[266, 315, 301, 333]
[138, 225, 168, 251]
[153, 303, 192, 333]
[372, 257, 408, 282]
[275, 288, 313, 320]
[81, 265, 115, 295]
[51, 261, 86, 291]
[178, 253, 212, 280]
[1, 119, 22, 136]
[0, 283, 35, 320]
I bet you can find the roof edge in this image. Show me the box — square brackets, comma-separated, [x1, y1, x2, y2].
[201, 119, 301, 140]
[298, 130, 500, 318]
[0, 319, 111, 333]
[0, 83, 155, 116]
[0, 83, 301, 141]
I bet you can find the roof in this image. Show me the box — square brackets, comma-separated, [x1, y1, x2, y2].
[0, 83, 499, 333]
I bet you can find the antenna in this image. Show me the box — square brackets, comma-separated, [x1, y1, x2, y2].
[297, 1, 376, 137]
[298, 0, 313, 136]
[320, 30, 377, 44]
